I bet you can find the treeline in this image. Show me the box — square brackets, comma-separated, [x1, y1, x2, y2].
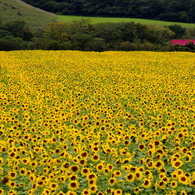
[1, 19, 195, 52]
[22, 0, 195, 23]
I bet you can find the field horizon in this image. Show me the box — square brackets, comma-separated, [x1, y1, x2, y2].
[57, 15, 195, 28]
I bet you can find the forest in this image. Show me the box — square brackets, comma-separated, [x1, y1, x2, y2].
[21, 0, 195, 23]
[1, 19, 195, 51]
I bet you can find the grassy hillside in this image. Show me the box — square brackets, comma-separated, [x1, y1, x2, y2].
[0, 0, 57, 32]
[57, 15, 195, 28]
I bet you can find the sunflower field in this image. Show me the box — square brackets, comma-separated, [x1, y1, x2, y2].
[0, 50, 195, 195]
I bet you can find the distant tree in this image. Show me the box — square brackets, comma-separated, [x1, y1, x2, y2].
[119, 41, 132, 51]
[186, 41, 195, 51]
[69, 32, 93, 50]
[179, 11, 189, 23]
[93, 22, 122, 43]
[3, 20, 33, 41]
[21, 0, 195, 23]
[0, 29, 11, 38]
[70, 0, 84, 15]
[85, 38, 106, 51]
[68, 19, 94, 35]
[154, 27, 175, 43]
[44, 22, 69, 42]
[189, 0, 195, 22]
[0, 35, 26, 51]
[28, 37, 49, 50]
[118, 22, 137, 42]
[167, 24, 186, 39]
[66, 19, 95, 50]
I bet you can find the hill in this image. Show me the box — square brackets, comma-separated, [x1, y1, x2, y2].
[57, 15, 195, 28]
[0, 0, 57, 32]
[21, 0, 195, 23]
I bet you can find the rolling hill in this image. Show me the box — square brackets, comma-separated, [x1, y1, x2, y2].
[57, 15, 195, 28]
[0, 0, 57, 32]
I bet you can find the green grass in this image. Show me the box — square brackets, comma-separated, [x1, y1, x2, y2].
[0, 0, 57, 32]
[57, 15, 195, 28]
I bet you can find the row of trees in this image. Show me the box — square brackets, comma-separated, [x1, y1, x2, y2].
[0, 19, 194, 52]
[22, 0, 195, 23]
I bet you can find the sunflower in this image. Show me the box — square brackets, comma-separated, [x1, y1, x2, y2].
[174, 169, 184, 178]
[61, 162, 69, 170]
[96, 163, 104, 172]
[178, 175, 189, 185]
[66, 191, 77, 195]
[82, 189, 91, 195]
[81, 168, 90, 176]
[79, 158, 87, 166]
[171, 159, 183, 169]
[0, 188, 4, 195]
[80, 151, 88, 158]
[31, 161, 38, 167]
[106, 164, 113, 172]
[91, 153, 100, 162]
[142, 178, 152, 188]
[158, 180, 166, 189]
[88, 179, 97, 186]
[180, 190, 187, 195]
[0, 157, 3, 165]
[70, 165, 80, 173]
[8, 180, 16, 188]
[113, 170, 122, 177]
[168, 190, 177, 195]
[108, 177, 116, 186]
[138, 143, 145, 151]
[42, 188, 51, 195]
[69, 174, 78, 182]
[49, 182, 59, 191]
[9, 151, 17, 159]
[72, 155, 79, 162]
[135, 170, 143, 180]
[97, 191, 105, 195]
[126, 173, 135, 182]
[146, 160, 155, 169]
[134, 187, 140, 194]
[68, 181, 80, 191]
[170, 180, 178, 188]
[190, 179, 195, 187]
[113, 189, 122, 195]
[19, 167, 27, 176]
[155, 160, 164, 169]
[8, 190, 17, 195]
[37, 180, 45, 188]
[8, 170, 17, 180]
[89, 184, 98, 193]
[162, 176, 170, 184]
[57, 191, 66, 195]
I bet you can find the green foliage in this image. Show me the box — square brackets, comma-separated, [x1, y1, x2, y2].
[22, 0, 195, 23]
[0, 35, 26, 51]
[69, 32, 93, 50]
[44, 22, 69, 42]
[0, 17, 194, 52]
[28, 37, 49, 50]
[3, 21, 33, 41]
[167, 24, 186, 39]
[68, 19, 94, 35]
[85, 38, 106, 51]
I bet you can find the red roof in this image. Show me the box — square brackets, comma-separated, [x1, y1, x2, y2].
[171, 40, 195, 46]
